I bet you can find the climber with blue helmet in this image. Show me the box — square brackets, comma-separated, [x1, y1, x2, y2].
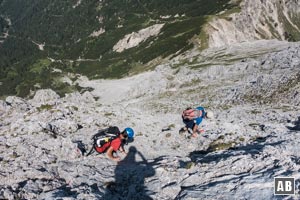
[82, 126, 135, 162]
[124, 127, 134, 139]
[102, 127, 134, 162]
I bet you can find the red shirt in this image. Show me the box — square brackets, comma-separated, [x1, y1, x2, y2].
[95, 137, 122, 153]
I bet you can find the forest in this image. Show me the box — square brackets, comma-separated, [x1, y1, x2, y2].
[0, 0, 234, 97]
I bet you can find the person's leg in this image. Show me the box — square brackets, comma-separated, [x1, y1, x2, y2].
[180, 119, 193, 133]
[191, 124, 198, 137]
[179, 127, 187, 134]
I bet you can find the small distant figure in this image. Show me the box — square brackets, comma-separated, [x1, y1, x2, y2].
[180, 106, 214, 138]
[85, 126, 135, 162]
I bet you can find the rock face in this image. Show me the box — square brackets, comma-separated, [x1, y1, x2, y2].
[113, 24, 165, 53]
[1, 40, 300, 199]
[30, 89, 60, 107]
[205, 0, 300, 47]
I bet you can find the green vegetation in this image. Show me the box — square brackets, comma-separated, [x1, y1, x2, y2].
[250, 109, 262, 114]
[29, 59, 51, 74]
[104, 112, 116, 117]
[0, 16, 9, 35]
[37, 104, 53, 111]
[185, 161, 195, 169]
[208, 141, 235, 152]
[207, 135, 242, 152]
[279, 8, 300, 41]
[0, 0, 235, 97]
[168, 124, 175, 129]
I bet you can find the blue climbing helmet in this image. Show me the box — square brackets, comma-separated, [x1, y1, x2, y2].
[124, 127, 134, 138]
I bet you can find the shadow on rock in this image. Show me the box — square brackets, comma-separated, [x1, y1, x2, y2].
[103, 146, 156, 200]
[175, 166, 294, 200]
[189, 139, 286, 164]
[176, 140, 290, 199]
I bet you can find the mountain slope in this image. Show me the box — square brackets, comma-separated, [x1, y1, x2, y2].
[0, 0, 234, 97]
[1, 0, 300, 98]
[206, 0, 300, 47]
[0, 40, 300, 199]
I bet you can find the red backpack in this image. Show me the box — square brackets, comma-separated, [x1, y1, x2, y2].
[86, 126, 120, 156]
[182, 109, 203, 120]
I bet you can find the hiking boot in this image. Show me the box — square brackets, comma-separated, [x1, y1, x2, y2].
[179, 127, 187, 134]
[191, 133, 198, 138]
[197, 129, 205, 134]
[186, 133, 198, 139]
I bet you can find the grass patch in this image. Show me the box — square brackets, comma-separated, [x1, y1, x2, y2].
[220, 104, 232, 110]
[37, 104, 53, 111]
[67, 106, 78, 111]
[104, 112, 115, 117]
[208, 141, 236, 152]
[168, 124, 175, 129]
[250, 109, 262, 114]
[185, 161, 195, 169]
[29, 59, 51, 74]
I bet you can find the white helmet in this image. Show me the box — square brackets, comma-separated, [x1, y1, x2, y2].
[205, 110, 214, 119]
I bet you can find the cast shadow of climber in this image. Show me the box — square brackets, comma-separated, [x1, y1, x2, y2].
[103, 146, 155, 200]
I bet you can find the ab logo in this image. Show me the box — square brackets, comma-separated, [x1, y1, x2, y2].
[274, 177, 295, 195]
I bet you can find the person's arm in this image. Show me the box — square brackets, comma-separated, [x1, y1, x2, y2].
[193, 116, 206, 135]
[106, 146, 120, 162]
[191, 117, 203, 137]
[192, 124, 198, 135]
[119, 145, 127, 154]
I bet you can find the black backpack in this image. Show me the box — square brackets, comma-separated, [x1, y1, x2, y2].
[92, 126, 120, 147]
[86, 126, 120, 156]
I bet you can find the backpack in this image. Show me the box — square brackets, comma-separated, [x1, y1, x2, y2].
[182, 108, 204, 120]
[92, 126, 120, 147]
[85, 126, 120, 156]
[77, 126, 120, 156]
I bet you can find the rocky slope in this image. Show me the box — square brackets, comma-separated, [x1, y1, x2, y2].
[205, 0, 300, 47]
[1, 40, 300, 199]
[2, 0, 300, 98]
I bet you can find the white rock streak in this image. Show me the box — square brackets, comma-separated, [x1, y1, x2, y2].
[89, 27, 105, 37]
[113, 24, 164, 52]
